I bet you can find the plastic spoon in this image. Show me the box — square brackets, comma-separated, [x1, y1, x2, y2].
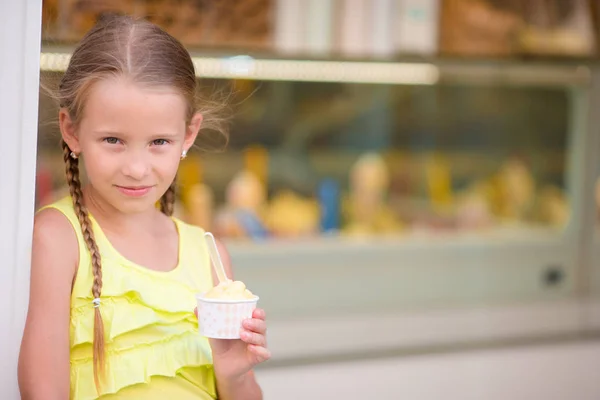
[204, 232, 230, 284]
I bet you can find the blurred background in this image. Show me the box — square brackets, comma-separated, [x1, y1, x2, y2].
[36, 0, 600, 398]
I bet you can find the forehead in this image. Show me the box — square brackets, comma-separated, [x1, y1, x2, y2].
[80, 76, 187, 134]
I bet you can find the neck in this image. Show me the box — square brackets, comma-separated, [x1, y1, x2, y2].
[81, 185, 164, 235]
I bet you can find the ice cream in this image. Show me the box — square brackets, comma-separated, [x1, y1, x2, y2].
[198, 231, 259, 339]
[197, 280, 259, 339]
[203, 280, 255, 300]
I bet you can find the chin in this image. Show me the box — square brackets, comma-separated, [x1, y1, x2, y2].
[124, 202, 156, 214]
[111, 195, 160, 215]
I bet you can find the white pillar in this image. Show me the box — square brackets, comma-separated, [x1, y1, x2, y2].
[0, 0, 42, 398]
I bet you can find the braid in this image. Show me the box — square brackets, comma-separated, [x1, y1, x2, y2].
[62, 140, 106, 391]
[160, 175, 177, 216]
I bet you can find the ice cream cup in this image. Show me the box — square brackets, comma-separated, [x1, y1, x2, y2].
[196, 293, 259, 339]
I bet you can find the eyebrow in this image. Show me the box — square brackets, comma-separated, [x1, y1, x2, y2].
[93, 130, 180, 137]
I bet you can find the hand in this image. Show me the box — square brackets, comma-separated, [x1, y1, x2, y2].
[195, 308, 271, 380]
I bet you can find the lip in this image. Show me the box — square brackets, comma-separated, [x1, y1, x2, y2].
[115, 185, 153, 197]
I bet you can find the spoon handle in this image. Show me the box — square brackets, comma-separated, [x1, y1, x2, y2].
[204, 232, 229, 284]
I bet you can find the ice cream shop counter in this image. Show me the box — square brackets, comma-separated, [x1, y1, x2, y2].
[34, 48, 600, 365]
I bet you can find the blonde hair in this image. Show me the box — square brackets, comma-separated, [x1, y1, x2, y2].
[55, 14, 227, 390]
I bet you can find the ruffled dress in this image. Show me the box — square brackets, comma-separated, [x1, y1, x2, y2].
[42, 196, 216, 399]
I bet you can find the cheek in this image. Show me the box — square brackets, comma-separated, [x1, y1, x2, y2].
[81, 152, 116, 183]
[153, 152, 181, 182]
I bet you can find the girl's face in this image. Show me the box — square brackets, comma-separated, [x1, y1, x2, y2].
[60, 77, 201, 214]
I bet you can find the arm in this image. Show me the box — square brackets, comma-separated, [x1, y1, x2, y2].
[211, 239, 265, 400]
[214, 370, 263, 400]
[18, 209, 78, 400]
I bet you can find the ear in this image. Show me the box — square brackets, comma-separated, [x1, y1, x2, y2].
[183, 112, 203, 153]
[59, 108, 81, 153]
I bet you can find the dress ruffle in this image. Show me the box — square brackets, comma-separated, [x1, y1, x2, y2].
[70, 330, 214, 400]
[68, 222, 213, 398]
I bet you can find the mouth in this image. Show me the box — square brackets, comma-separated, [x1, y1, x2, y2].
[115, 185, 154, 197]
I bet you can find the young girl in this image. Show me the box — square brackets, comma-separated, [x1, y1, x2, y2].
[18, 15, 270, 400]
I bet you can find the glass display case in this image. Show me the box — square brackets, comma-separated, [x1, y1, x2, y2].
[36, 0, 600, 364]
[589, 87, 600, 330]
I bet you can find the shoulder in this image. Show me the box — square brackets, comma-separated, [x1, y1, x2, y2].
[172, 216, 209, 247]
[34, 207, 78, 242]
[172, 216, 206, 234]
[173, 217, 235, 282]
[32, 207, 79, 272]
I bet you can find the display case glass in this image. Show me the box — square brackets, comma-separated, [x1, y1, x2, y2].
[36, 63, 583, 241]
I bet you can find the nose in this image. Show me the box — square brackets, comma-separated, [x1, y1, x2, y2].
[121, 151, 150, 181]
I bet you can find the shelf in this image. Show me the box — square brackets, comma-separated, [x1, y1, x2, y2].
[225, 226, 566, 262]
[39, 47, 594, 87]
[230, 227, 576, 320]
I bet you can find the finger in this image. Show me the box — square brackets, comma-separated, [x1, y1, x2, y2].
[252, 308, 266, 321]
[240, 330, 266, 347]
[242, 318, 267, 334]
[248, 345, 271, 362]
[194, 307, 198, 318]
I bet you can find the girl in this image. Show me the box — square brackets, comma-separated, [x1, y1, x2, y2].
[18, 15, 270, 400]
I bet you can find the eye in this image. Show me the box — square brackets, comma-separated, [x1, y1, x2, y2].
[104, 137, 120, 145]
[152, 139, 169, 146]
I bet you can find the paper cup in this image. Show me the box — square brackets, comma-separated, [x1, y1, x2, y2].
[196, 294, 259, 339]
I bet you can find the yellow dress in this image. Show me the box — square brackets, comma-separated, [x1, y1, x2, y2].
[42, 196, 216, 400]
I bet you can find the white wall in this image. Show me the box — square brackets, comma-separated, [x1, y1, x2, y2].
[256, 340, 600, 400]
[0, 1, 42, 398]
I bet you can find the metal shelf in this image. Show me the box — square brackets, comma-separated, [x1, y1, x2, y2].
[39, 47, 593, 87]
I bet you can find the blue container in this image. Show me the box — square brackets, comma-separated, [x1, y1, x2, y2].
[318, 178, 340, 233]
